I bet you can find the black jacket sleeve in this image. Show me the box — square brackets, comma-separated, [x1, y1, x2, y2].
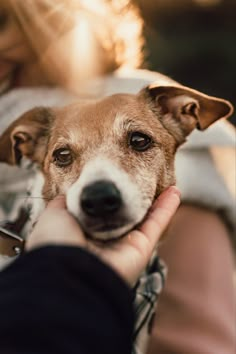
[0, 246, 134, 354]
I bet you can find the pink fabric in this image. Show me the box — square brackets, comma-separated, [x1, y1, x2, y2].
[148, 205, 236, 354]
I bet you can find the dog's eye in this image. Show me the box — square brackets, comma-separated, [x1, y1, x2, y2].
[53, 148, 73, 167]
[129, 132, 152, 151]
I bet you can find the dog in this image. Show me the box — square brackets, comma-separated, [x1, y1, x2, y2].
[0, 76, 233, 353]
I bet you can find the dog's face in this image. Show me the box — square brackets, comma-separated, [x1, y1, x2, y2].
[43, 94, 178, 239]
[0, 83, 233, 240]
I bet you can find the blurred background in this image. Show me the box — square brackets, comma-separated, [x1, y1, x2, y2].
[135, 0, 236, 124]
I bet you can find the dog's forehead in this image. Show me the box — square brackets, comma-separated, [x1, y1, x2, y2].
[53, 93, 154, 134]
[46, 93, 173, 152]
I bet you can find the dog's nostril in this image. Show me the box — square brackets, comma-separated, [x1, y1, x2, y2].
[80, 180, 122, 217]
[81, 200, 95, 215]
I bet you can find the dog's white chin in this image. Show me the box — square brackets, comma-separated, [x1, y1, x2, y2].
[85, 222, 136, 241]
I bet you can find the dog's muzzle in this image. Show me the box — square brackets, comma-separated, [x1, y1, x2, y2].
[79, 179, 134, 238]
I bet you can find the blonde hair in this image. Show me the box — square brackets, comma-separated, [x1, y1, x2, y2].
[8, 0, 144, 91]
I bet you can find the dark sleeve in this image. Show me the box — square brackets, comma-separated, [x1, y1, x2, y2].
[0, 246, 134, 354]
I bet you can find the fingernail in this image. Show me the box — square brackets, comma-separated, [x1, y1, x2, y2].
[168, 186, 181, 197]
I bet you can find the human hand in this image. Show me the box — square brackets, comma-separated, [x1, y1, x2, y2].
[26, 186, 180, 286]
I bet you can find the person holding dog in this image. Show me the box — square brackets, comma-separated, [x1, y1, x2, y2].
[0, 1, 235, 353]
[0, 187, 180, 354]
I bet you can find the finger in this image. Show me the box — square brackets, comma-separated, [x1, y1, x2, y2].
[152, 186, 181, 214]
[46, 195, 66, 210]
[140, 186, 180, 246]
[151, 186, 181, 210]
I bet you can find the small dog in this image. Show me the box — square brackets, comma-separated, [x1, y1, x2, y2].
[0, 78, 233, 239]
[0, 75, 233, 353]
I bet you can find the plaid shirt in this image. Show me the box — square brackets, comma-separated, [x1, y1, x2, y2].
[132, 256, 167, 354]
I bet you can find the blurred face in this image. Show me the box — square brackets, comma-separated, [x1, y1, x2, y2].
[0, 2, 51, 94]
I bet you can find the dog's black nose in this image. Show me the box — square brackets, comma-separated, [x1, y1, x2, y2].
[80, 180, 122, 217]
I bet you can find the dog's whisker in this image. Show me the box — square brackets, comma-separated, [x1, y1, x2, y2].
[13, 196, 50, 200]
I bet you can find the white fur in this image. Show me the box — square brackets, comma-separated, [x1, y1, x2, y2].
[90, 223, 136, 241]
[27, 172, 46, 229]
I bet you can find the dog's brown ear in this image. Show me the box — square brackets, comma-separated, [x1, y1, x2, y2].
[141, 83, 233, 142]
[0, 107, 53, 166]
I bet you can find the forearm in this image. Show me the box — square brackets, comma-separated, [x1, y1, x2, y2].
[0, 246, 134, 354]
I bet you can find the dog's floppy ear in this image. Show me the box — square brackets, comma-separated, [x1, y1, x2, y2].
[0, 107, 53, 166]
[140, 83, 233, 143]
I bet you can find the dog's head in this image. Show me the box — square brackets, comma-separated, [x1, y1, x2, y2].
[0, 83, 233, 240]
